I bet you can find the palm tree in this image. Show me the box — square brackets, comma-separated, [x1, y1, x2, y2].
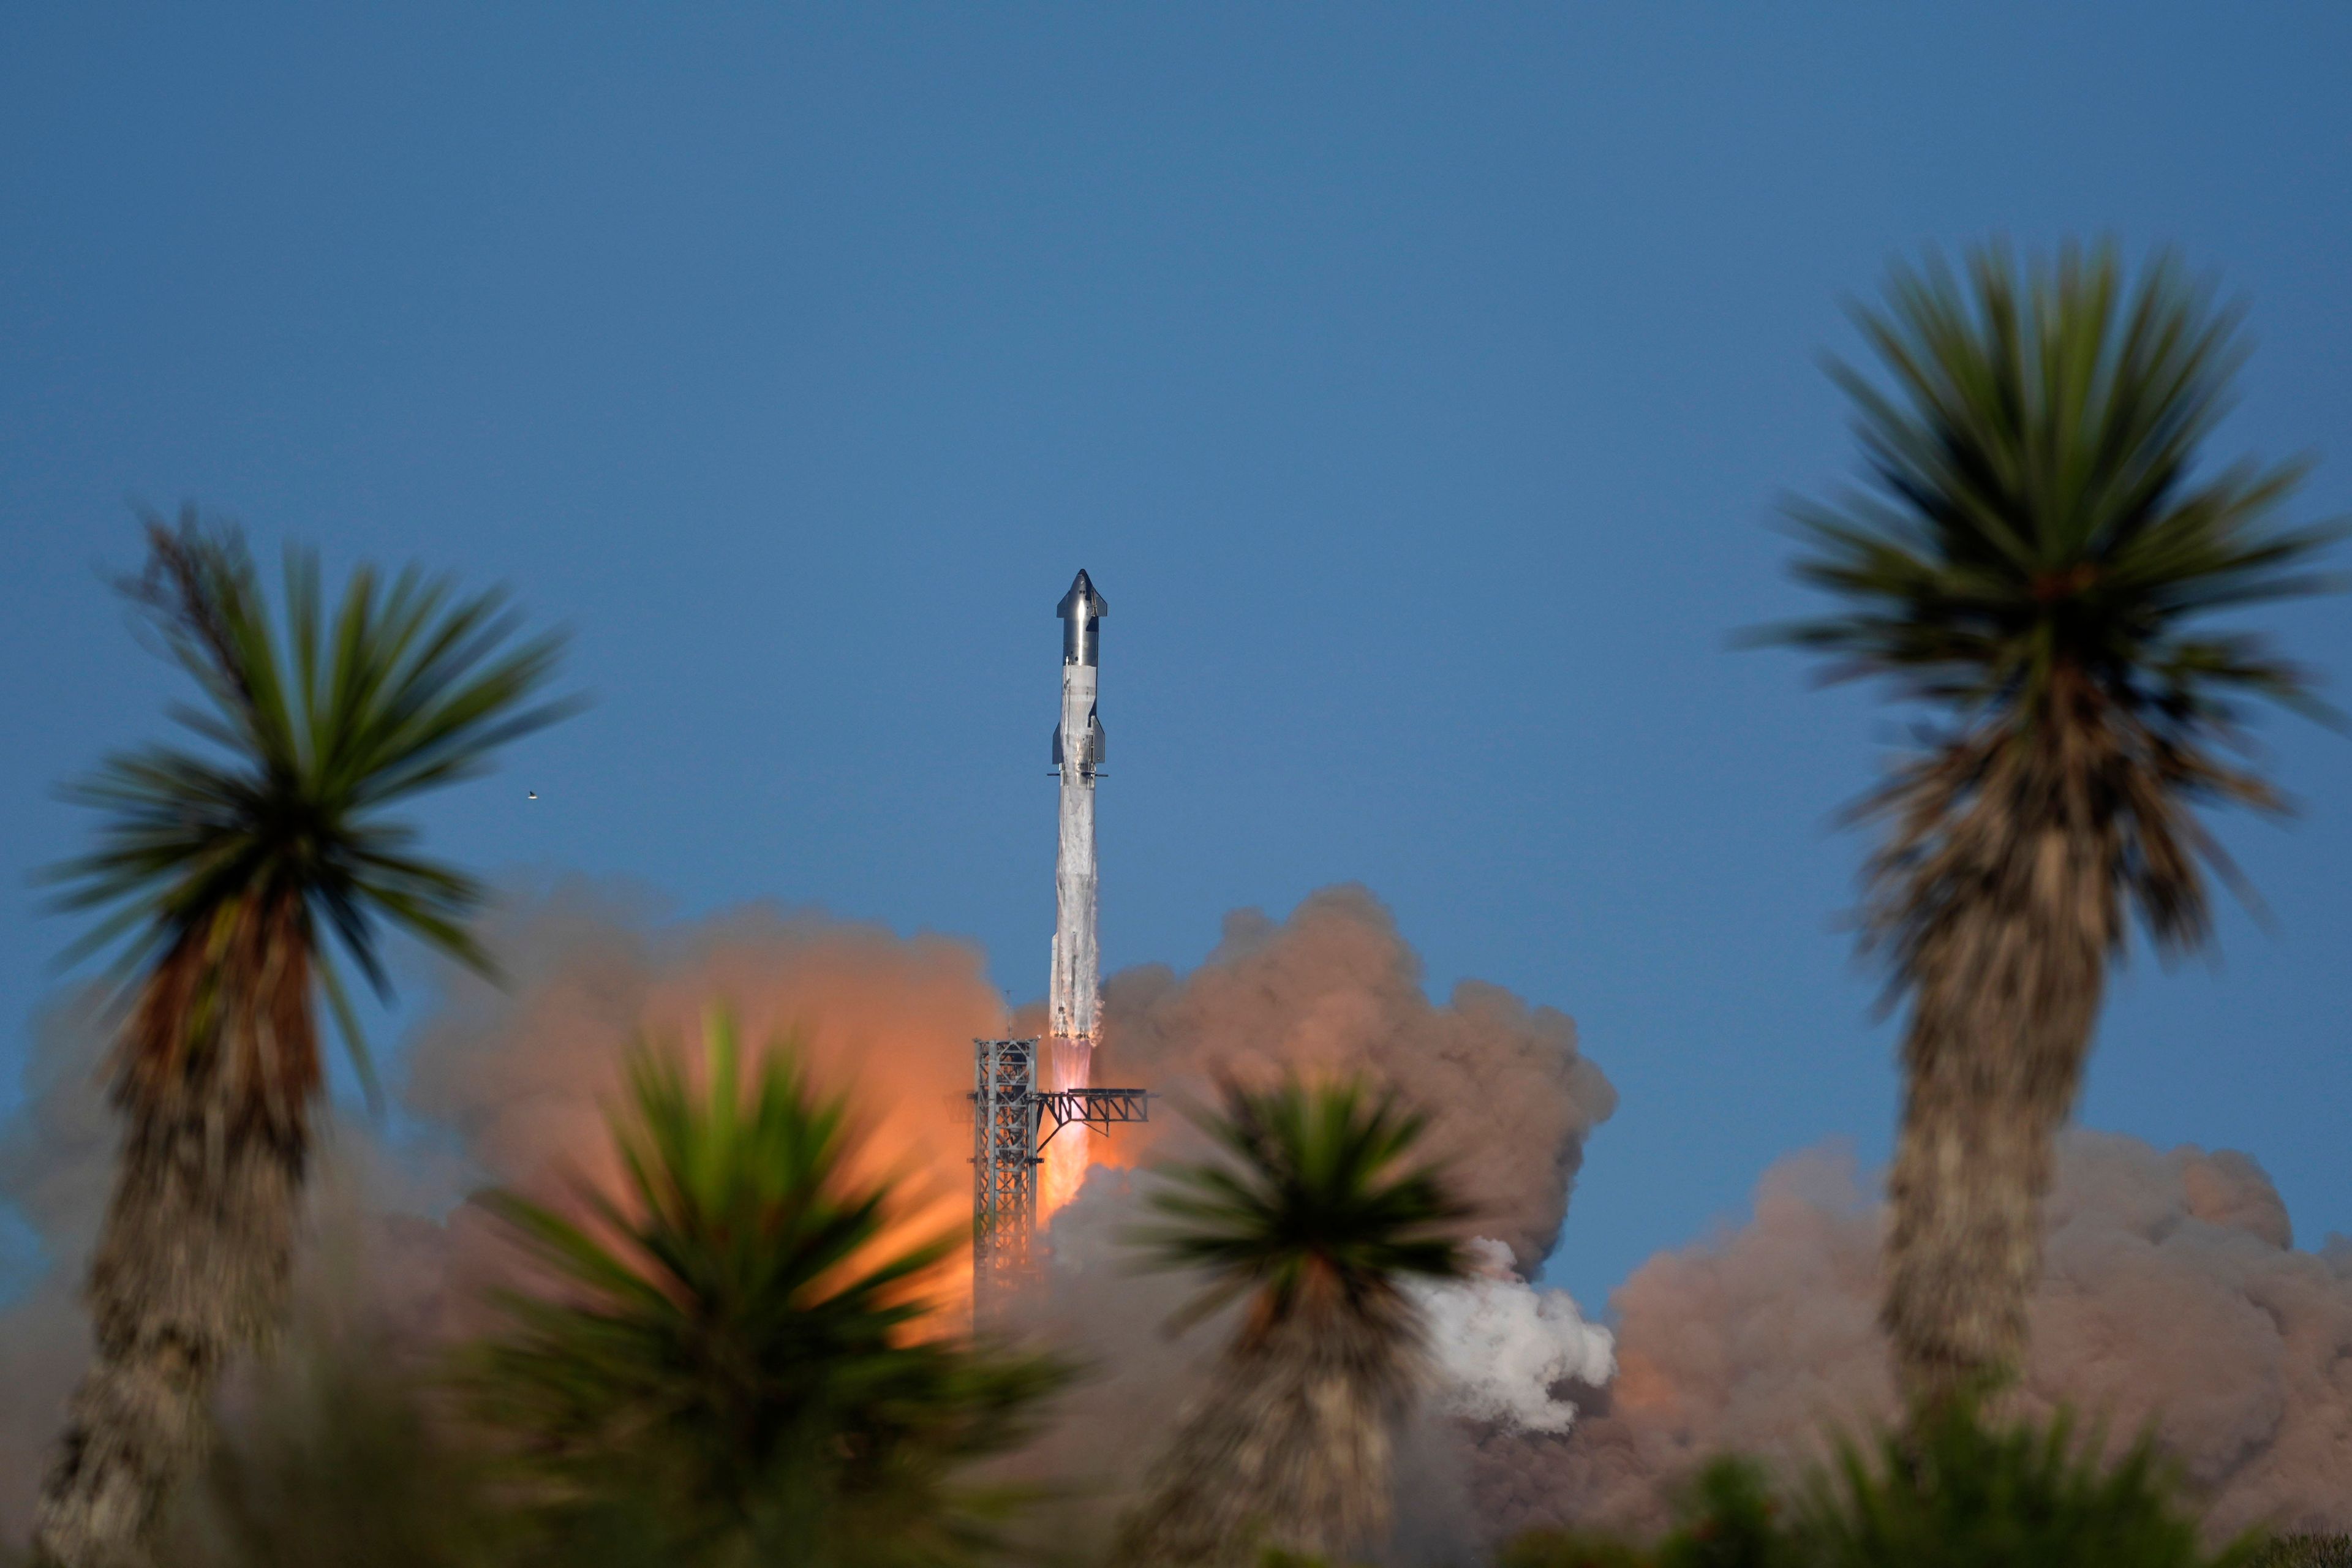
[462, 1013, 1067, 1567]
[1771, 244, 2337, 1408]
[1112, 1076, 1473, 1568]
[35, 510, 575, 1567]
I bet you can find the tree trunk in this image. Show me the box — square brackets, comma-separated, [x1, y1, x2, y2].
[1880, 815, 2110, 1410]
[1114, 1309, 1406, 1568]
[32, 1114, 303, 1567]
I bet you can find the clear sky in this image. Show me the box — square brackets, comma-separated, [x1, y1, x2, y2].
[2, 4, 2347, 1310]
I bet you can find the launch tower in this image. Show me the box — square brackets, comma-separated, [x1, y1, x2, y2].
[968, 1038, 1148, 1317]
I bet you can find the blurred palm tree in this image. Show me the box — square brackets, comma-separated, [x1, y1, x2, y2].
[34, 510, 575, 1567]
[1796, 1400, 2260, 1568]
[1112, 1076, 1473, 1568]
[1769, 244, 2337, 1408]
[462, 1014, 1067, 1568]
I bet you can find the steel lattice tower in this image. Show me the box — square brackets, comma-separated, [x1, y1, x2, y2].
[971, 1037, 1041, 1319]
[970, 1035, 1151, 1324]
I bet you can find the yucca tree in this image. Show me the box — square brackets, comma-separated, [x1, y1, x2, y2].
[1771, 245, 2336, 1408]
[35, 510, 575, 1567]
[1112, 1076, 1473, 1568]
[462, 1014, 1066, 1568]
[1796, 1400, 2257, 1568]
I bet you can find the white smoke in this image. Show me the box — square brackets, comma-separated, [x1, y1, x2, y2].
[1418, 1238, 1615, 1435]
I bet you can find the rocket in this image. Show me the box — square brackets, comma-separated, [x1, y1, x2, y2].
[1046, 570, 1106, 1142]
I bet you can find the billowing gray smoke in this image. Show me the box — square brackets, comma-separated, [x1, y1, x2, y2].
[0, 882, 1012, 1542]
[1079, 886, 1619, 1274]
[1000, 887, 1620, 1558]
[0, 883, 1619, 1555]
[6, 881, 2351, 1555]
[372, 881, 1016, 1343]
[0, 993, 112, 1534]
[1477, 1133, 2352, 1543]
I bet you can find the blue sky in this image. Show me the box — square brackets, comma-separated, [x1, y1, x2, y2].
[2, 4, 2347, 1310]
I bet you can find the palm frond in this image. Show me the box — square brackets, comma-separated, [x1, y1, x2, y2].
[1128, 1074, 1473, 1342]
[1765, 244, 2337, 722]
[49, 507, 578, 1125]
[1760, 243, 2338, 962]
[464, 1014, 1066, 1562]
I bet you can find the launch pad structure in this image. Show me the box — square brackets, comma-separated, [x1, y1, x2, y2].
[970, 1036, 1150, 1319]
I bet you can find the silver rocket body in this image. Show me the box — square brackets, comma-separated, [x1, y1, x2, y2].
[1047, 570, 1107, 1109]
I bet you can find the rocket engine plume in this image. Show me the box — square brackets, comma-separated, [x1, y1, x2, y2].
[1044, 568, 1107, 1214]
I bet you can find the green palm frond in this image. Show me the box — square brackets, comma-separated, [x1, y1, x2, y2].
[1760, 245, 2338, 964]
[45, 507, 580, 1098]
[1763, 243, 2337, 730]
[1129, 1075, 1473, 1339]
[464, 1014, 1066, 1563]
[1797, 1400, 2260, 1568]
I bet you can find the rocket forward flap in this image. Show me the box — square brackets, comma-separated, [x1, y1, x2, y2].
[1055, 569, 1108, 620]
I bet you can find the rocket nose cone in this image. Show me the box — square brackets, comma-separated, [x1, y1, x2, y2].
[1056, 569, 1108, 619]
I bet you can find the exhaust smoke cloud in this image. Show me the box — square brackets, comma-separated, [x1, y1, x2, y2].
[1081, 886, 1618, 1274]
[1474, 1134, 2352, 1544]
[999, 886, 1621, 1555]
[5, 881, 2352, 1553]
[1418, 1240, 1617, 1435]
[0, 994, 111, 1535]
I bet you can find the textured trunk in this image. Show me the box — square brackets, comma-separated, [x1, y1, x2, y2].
[34, 907, 315, 1568]
[1114, 1305, 1410, 1568]
[32, 1115, 304, 1567]
[1880, 806, 2113, 1409]
[34, 1114, 303, 1568]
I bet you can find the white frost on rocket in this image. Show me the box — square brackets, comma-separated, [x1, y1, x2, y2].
[1044, 570, 1107, 1201]
[1417, 1237, 1616, 1434]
